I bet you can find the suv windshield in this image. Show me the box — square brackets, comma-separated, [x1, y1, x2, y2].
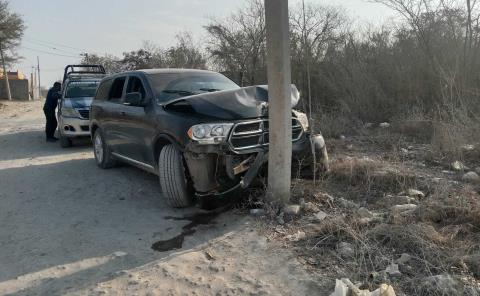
[147, 72, 240, 102]
[64, 81, 100, 99]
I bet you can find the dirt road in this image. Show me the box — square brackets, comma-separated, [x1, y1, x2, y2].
[0, 101, 321, 296]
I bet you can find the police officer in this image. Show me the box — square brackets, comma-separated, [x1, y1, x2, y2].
[43, 81, 62, 142]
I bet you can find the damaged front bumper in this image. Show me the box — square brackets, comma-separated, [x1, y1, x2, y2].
[183, 133, 327, 197]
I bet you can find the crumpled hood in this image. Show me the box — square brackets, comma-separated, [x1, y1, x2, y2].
[164, 85, 300, 120]
[63, 97, 93, 109]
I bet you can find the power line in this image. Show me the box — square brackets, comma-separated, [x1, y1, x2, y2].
[24, 37, 88, 53]
[21, 46, 80, 58]
[24, 37, 106, 56]
[24, 40, 81, 55]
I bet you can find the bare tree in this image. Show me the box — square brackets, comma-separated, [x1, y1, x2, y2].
[80, 53, 123, 74]
[290, 1, 347, 114]
[205, 0, 266, 85]
[165, 32, 206, 69]
[81, 34, 206, 72]
[0, 0, 25, 66]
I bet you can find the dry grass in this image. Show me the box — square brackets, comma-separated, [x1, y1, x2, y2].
[315, 112, 361, 138]
[245, 123, 480, 294]
[276, 140, 480, 295]
[294, 191, 479, 294]
[418, 118, 480, 164]
[322, 156, 419, 207]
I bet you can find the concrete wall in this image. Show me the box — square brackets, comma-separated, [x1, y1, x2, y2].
[0, 79, 30, 101]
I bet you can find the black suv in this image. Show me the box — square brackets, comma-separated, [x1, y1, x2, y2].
[90, 69, 328, 208]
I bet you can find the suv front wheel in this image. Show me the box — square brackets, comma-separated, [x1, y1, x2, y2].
[158, 144, 194, 208]
[59, 133, 72, 148]
[93, 129, 116, 169]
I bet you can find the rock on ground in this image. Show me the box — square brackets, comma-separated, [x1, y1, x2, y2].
[420, 274, 463, 296]
[452, 161, 468, 171]
[337, 242, 355, 259]
[312, 210, 328, 222]
[462, 171, 480, 183]
[283, 204, 301, 216]
[357, 207, 373, 219]
[391, 204, 417, 215]
[303, 202, 319, 212]
[330, 278, 396, 296]
[395, 253, 412, 265]
[406, 189, 425, 199]
[250, 208, 265, 216]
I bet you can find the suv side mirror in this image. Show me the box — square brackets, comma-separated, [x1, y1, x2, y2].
[124, 92, 143, 106]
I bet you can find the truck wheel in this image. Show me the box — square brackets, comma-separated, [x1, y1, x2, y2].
[158, 144, 194, 208]
[93, 129, 116, 169]
[59, 134, 72, 148]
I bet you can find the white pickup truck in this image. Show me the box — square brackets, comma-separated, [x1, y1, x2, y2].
[58, 65, 106, 147]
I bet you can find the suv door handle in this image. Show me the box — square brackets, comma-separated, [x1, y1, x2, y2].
[121, 111, 126, 116]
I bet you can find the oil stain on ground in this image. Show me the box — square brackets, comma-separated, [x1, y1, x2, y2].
[151, 211, 220, 252]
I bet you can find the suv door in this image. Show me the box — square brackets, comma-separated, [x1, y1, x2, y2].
[102, 76, 127, 152]
[113, 74, 156, 168]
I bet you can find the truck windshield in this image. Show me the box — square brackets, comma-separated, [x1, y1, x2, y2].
[64, 81, 100, 99]
[147, 73, 240, 102]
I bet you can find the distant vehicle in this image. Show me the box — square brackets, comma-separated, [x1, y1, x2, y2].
[58, 65, 106, 147]
[90, 69, 328, 208]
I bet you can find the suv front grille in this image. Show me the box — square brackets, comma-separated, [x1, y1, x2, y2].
[78, 109, 90, 119]
[229, 118, 303, 151]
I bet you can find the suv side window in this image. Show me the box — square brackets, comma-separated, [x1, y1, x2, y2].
[126, 76, 146, 99]
[95, 79, 113, 100]
[108, 77, 126, 103]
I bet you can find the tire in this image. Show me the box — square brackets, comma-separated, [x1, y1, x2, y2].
[93, 129, 116, 169]
[59, 133, 72, 148]
[158, 144, 194, 208]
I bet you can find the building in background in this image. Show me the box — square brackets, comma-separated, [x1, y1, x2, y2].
[0, 69, 31, 101]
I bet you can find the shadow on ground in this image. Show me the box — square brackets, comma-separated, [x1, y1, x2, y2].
[0, 147, 236, 295]
[0, 130, 92, 161]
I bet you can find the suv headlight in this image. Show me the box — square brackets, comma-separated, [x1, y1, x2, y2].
[61, 107, 79, 118]
[188, 123, 234, 145]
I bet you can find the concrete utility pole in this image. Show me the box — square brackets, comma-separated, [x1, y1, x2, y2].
[31, 66, 37, 100]
[30, 72, 34, 100]
[265, 0, 293, 205]
[0, 37, 12, 101]
[37, 56, 41, 99]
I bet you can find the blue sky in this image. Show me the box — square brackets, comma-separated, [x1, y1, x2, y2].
[9, 0, 395, 87]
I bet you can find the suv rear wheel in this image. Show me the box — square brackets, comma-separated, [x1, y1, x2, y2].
[93, 129, 116, 169]
[158, 144, 194, 208]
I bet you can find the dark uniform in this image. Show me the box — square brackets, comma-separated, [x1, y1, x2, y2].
[43, 82, 61, 141]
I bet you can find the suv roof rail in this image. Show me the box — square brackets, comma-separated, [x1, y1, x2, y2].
[63, 65, 106, 83]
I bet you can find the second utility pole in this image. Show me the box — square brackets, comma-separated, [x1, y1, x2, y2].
[37, 56, 41, 99]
